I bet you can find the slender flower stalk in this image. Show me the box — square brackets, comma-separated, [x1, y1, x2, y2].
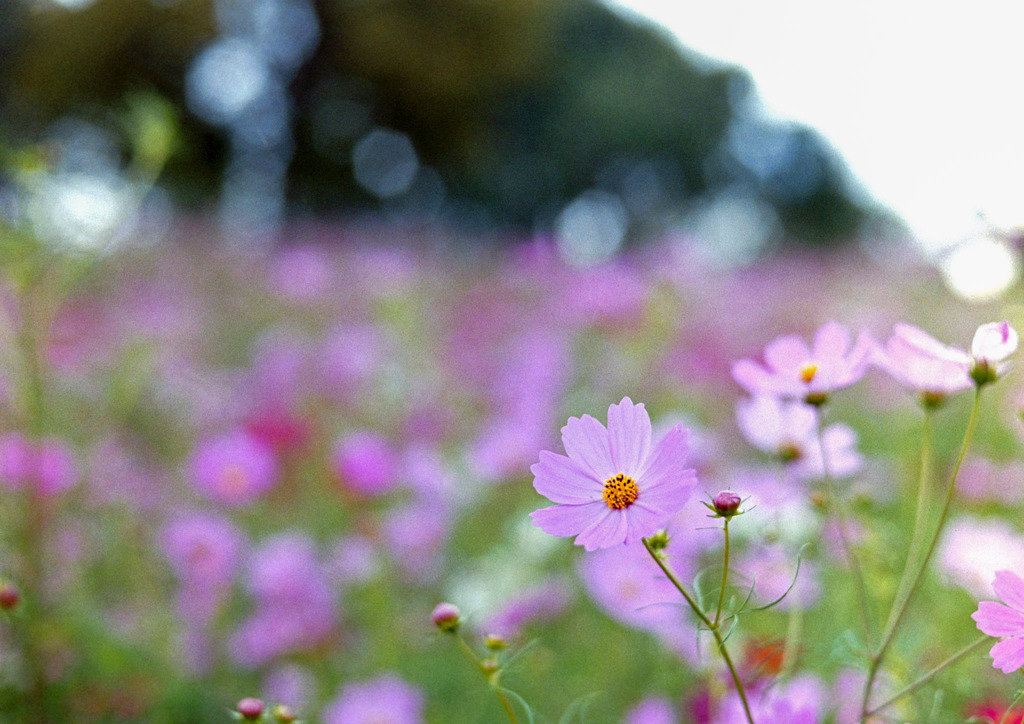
[642, 537, 755, 724]
[713, 518, 732, 629]
[14, 282, 53, 724]
[879, 408, 934, 647]
[813, 408, 873, 642]
[452, 632, 520, 724]
[863, 634, 988, 719]
[860, 388, 983, 722]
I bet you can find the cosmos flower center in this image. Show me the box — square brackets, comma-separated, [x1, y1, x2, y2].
[220, 464, 249, 495]
[800, 363, 818, 383]
[603, 473, 639, 510]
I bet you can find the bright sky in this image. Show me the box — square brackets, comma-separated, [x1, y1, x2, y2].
[605, 0, 1024, 255]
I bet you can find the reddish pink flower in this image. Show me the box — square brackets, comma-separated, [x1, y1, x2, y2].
[530, 397, 697, 551]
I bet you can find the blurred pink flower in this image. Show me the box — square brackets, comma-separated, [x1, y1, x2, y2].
[331, 431, 399, 497]
[190, 431, 278, 506]
[873, 323, 972, 400]
[732, 322, 876, 403]
[735, 396, 861, 479]
[0, 433, 78, 496]
[973, 570, 1024, 673]
[162, 512, 245, 590]
[530, 397, 697, 551]
[230, 534, 337, 667]
[322, 674, 424, 724]
[712, 674, 824, 724]
[972, 320, 1019, 366]
[938, 516, 1024, 598]
[480, 579, 571, 639]
[625, 696, 676, 724]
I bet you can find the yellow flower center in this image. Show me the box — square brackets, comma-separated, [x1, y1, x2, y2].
[602, 473, 639, 510]
[800, 363, 818, 383]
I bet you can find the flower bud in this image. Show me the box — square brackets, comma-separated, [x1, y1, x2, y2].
[971, 321, 1018, 386]
[480, 658, 500, 675]
[236, 698, 264, 721]
[712, 491, 742, 517]
[272, 704, 296, 723]
[431, 602, 461, 633]
[646, 529, 670, 550]
[484, 633, 506, 651]
[0, 582, 19, 611]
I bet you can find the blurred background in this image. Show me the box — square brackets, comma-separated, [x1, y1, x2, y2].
[2, 0, 909, 259]
[4, 3, 1024, 723]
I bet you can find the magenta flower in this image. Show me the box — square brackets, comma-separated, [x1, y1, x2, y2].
[972, 570, 1024, 673]
[873, 323, 973, 400]
[530, 397, 697, 551]
[331, 431, 399, 497]
[732, 321, 876, 404]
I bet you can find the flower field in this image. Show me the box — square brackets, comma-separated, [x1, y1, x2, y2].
[2, 231, 1024, 724]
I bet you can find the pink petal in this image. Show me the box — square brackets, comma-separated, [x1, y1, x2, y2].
[994, 570, 1024, 612]
[973, 601, 1024, 637]
[812, 321, 851, 360]
[574, 507, 628, 551]
[530, 500, 609, 539]
[606, 397, 651, 476]
[561, 414, 614, 481]
[623, 502, 675, 546]
[735, 396, 784, 452]
[764, 336, 810, 374]
[990, 636, 1024, 674]
[636, 425, 692, 489]
[636, 473, 695, 518]
[531, 450, 603, 504]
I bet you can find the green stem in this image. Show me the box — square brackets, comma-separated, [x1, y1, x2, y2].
[813, 409, 873, 643]
[453, 633, 520, 724]
[860, 388, 983, 722]
[16, 284, 51, 724]
[863, 634, 988, 718]
[643, 538, 755, 724]
[999, 683, 1024, 724]
[713, 519, 731, 628]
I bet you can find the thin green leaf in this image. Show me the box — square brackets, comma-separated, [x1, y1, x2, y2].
[499, 687, 536, 724]
[556, 691, 601, 724]
[742, 543, 810, 613]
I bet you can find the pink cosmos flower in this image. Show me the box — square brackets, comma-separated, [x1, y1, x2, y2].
[322, 674, 424, 724]
[625, 696, 676, 724]
[972, 570, 1024, 673]
[331, 431, 399, 497]
[873, 323, 973, 400]
[189, 431, 278, 506]
[530, 397, 697, 551]
[971, 320, 1019, 384]
[0, 433, 78, 496]
[732, 322, 876, 404]
[735, 396, 862, 479]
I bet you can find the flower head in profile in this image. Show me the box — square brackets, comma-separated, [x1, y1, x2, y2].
[972, 569, 1024, 673]
[732, 322, 875, 405]
[970, 320, 1018, 385]
[530, 397, 697, 551]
